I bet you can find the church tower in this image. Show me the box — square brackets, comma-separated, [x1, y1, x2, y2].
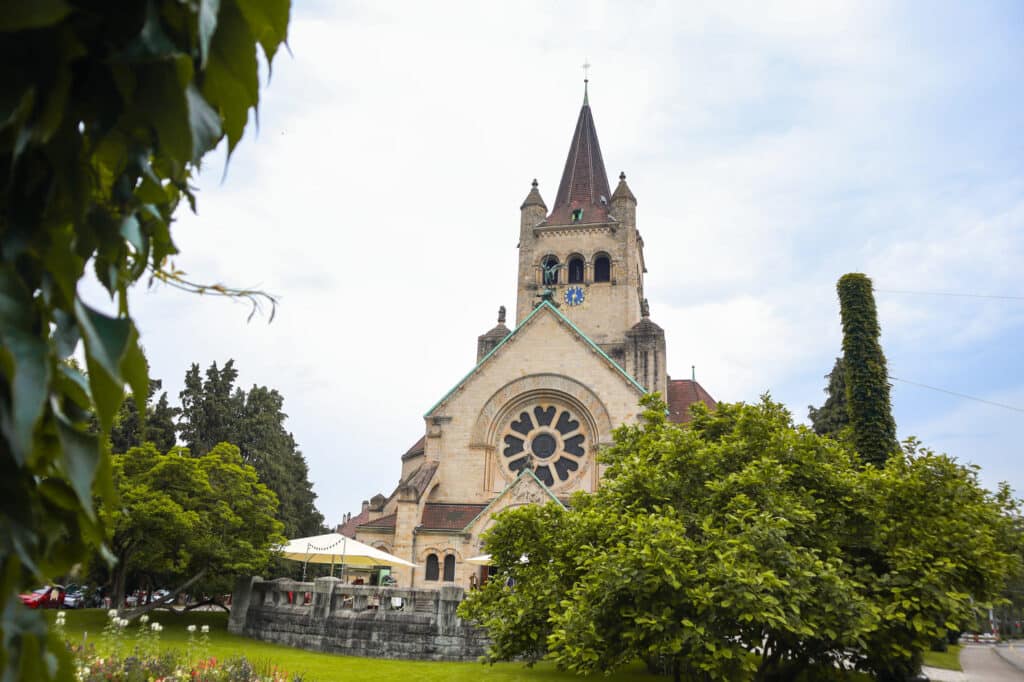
[336, 78, 716, 591]
[515, 84, 666, 396]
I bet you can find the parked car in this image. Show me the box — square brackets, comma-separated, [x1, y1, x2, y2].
[62, 584, 87, 609]
[19, 586, 65, 609]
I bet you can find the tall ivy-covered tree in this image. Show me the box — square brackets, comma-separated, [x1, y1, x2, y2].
[178, 360, 324, 537]
[837, 273, 899, 467]
[807, 357, 850, 437]
[0, 2, 290, 679]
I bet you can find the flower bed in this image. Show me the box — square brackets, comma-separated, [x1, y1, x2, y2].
[59, 609, 304, 681]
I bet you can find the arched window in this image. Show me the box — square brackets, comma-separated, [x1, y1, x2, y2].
[594, 254, 611, 282]
[443, 555, 456, 582]
[541, 255, 560, 285]
[425, 554, 439, 581]
[568, 256, 584, 284]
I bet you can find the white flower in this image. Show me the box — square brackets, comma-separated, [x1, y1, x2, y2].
[118, 618, 129, 628]
[200, 625, 209, 633]
[187, 624, 197, 632]
[151, 622, 160, 632]
[107, 609, 117, 619]
[139, 614, 149, 624]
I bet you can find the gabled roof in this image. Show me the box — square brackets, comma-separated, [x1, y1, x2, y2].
[357, 512, 396, 531]
[462, 468, 567, 532]
[544, 88, 612, 226]
[667, 379, 717, 423]
[420, 503, 489, 531]
[425, 300, 646, 417]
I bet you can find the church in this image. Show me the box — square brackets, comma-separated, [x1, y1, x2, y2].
[338, 84, 716, 588]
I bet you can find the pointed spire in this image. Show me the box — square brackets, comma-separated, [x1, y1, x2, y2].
[547, 82, 611, 225]
[610, 171, 636, 203]
[520, 178, 547, 211]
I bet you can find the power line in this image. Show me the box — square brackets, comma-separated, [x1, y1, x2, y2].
[877, 289, 1024, 301]
[889, 375, 1024, 414]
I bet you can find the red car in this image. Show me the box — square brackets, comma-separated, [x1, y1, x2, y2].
[19, 586, 65, 609]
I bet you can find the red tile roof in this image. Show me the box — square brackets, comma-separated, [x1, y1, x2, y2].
[667, 379, 717, 423]
[544, 94, 612, 227]
[420, 503, 489, 531]
[358, 512, 396, 531]
[336, 509, 369, 538]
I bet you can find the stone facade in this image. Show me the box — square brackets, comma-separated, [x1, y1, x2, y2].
[229, 576, 488, 661]
[339, 87, 716, 592]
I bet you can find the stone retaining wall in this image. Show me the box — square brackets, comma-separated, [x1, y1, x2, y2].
[228, 576, 489, 661]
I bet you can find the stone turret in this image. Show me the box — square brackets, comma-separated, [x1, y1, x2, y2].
[476, 306, 511, 362]
[520, 179, 547, 232]
[610, 171, 636, 225]
[624, 298, 667, 397]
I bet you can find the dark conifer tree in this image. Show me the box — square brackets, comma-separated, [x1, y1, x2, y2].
[177, 360, 324, 536]
[808, 357, 850, 437]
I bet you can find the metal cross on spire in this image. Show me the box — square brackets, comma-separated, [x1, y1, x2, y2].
[582, 59, 591, 104]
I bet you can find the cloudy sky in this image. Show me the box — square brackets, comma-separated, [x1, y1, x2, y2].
[87, 1, 1024, 526]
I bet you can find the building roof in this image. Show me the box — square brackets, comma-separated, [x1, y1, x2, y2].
[357, 512, 397, 531]
[544, 88, 612, 226]
[420, 503, 489, 531]
[667, 379, 717, 423]
[400, 435, 425, 461]
[337, 508, 369, 538]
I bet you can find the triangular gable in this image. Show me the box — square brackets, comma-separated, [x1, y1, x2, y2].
[462, 468, 566, 535]
[425, 300, 645, 418]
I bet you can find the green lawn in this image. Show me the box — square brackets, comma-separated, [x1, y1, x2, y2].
[51, 609, 658, 681]
[921, 644, 962, 671]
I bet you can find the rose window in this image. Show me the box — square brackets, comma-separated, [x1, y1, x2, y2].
[501, 404, 587, 486]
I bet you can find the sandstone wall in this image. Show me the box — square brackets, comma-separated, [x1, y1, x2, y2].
[229, 576, 488, 662]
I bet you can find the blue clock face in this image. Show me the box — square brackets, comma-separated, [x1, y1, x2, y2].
[564, 286, 585, 306]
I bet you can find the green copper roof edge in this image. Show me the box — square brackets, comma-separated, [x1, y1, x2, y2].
[462, 468, 566, 532]
[424, 300, 645, 418]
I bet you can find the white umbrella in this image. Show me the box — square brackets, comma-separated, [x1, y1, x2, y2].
[466, 553, 528, 566]
[278, 533, 417, 579]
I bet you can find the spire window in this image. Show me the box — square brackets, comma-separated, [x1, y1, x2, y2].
[568, 256, 584, 284]
[594, 254, 611, 283]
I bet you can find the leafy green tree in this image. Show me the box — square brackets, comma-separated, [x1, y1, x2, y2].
[461, 396, 1021, 682]
[807, 357, 850, 437]
[106, 442, 284, 609]
[837, 273, 899, 466]
[0, 1, 289, 678]
[178, 360, 324, 536]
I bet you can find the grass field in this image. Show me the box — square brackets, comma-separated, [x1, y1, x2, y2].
[51, 609, 658, 681]
[921, 644, 962, 671]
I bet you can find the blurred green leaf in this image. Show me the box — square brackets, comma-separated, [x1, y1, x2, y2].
[0, 0, 70, 31]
